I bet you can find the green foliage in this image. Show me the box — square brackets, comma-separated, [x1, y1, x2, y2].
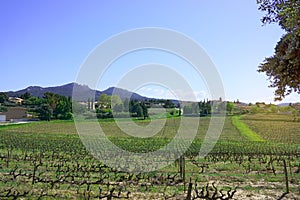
[96, 98, 148, 119]
[0, 106, 7, 112]
[226, 102, 235, 114]
[257, 0, 300, 33]
[36, 104, 52, 121]
[169, 108, 181, 116]
[135, 104, 144, 118]
[258, 33, 300, 100]
[199, 100, 211, 115]
[97, 93, 111, 108]
[23, 96, 46, 106]
[112, 103, 124, 113]
[163, 100, 175, 108]
[46, 93, 72, 120]
[96, 107, 113, 119]
[0, 92, 8, 104]
[20, 92, 31, 100]
[123, 98, 129, 112]
[140, 101, 148, 118]
[267, 104, 278, 113]
[111, 95, 122, 106]
[249, 105, 262, 114]
[130, 101, 148, 119]
[54, 96, 72, 120]
[35, 92, 73, 120]
[111, 95, 123, 113]
[148, 99, 179, 108]
[257, 0, 300, 100]
[249, 104, 284, 114]
[183, 100, 215, 116]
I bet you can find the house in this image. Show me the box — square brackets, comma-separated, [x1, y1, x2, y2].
[0, 107, 27, 122]
[8, 97, 24, 105]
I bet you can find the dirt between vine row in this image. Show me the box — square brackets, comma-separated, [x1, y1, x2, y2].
[129, 180, 299, 200]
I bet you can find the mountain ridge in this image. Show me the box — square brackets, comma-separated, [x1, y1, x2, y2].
[5, 82, 150, 102]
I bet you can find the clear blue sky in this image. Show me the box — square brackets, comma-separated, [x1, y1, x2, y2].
[0, 0, 298, 103]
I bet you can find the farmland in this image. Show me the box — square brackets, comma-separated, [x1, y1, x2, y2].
[0, 114, 299, 199]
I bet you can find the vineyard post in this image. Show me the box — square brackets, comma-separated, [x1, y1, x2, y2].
[186, 182, 193, 200]
[283, 159, 289, 193]
[32, 161, 38, 185]
[6, 148, 10, 168]
[183, 156, 186, 192]
[179, 155, 186, 191]
[178, 156, 181, 176]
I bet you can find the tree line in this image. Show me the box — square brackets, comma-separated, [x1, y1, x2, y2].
[94, 94, 149, 119]
[0, 91, 182, 121]
[23, 92, 72, 120]
[0, 92, 72, 121]
[182, 100, 235, 116]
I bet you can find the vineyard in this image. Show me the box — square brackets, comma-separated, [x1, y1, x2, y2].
[0, 114, 299, 199]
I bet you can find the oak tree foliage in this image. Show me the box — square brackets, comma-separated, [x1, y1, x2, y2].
[257, 0, 300, 100]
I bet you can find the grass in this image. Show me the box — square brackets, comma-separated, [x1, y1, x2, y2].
[232, 115, 265, 142]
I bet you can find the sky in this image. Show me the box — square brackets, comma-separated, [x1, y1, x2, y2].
[0, 0, 299, 103]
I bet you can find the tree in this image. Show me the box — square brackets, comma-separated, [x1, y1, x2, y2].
[226, 102, 235, 114]
[112, 103, 124, 113]
[91, 99, 94, 110]
[97, 94, 111, 108]
[164, 100, 175, 108]
[128, 100, 148, 119]
[257, 0, 300, 100]
[23, 96, 45, 107]
[135, 104, 144, 119]
[111, 95, 123, 112]
[20, 92, 31, 100]
[111, 95, 122, 105]
[37, 104, 52, 121]
[54, 96, 72, 120]
[129, 99, 138, 113]
[42, 92, 72, 120]
[43, 92, 59, 111]
[87, 98, 91, 111]
[0, 92, 8, 104]
[123, 98, 129, 112]
[140, 101, 148, 119]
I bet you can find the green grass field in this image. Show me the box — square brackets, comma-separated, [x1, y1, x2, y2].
[0, 114, 299, 199]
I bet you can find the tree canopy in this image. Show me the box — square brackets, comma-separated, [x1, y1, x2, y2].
[97, 94, 111, 108]
[37, 92, 72, 120]
[257, 0, 300, 100]
[0, 92, 8, 104]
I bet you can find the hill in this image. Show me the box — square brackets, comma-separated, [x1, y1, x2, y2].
[5, 83, 148, 101]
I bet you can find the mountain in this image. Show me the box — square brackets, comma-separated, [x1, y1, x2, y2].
[102, 87, 146, 101]
[5, 83, 147, 101]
